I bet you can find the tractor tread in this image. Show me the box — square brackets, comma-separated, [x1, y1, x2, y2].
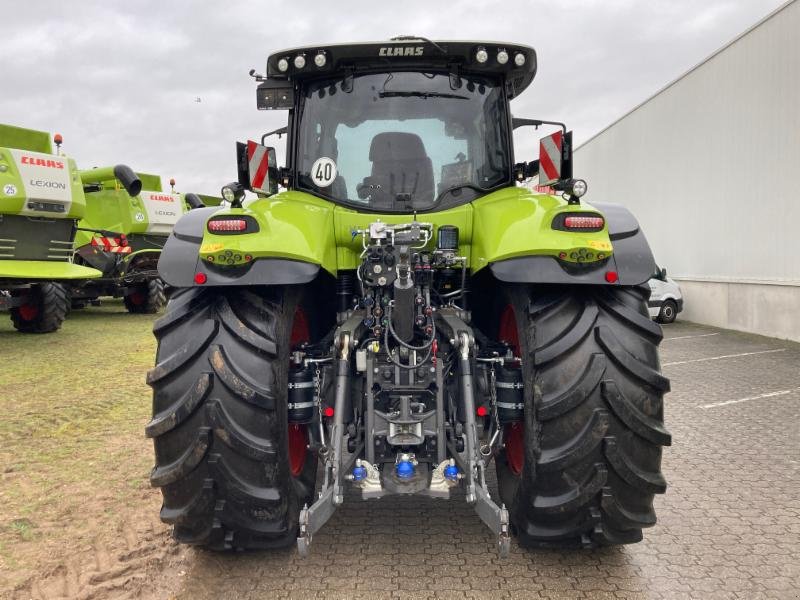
[604, 437, 667, 493]
[538, 409, 609, 472]
[207, 400, 277, 460]
[217, 296, 278, 356]
[538, 354, 605, 420]
[160, 480, 215, 525]
[208, 344, 275, 409]
[145, 373, 212, 438]
[602, 380, 672, 446]
[149, 427, 211, 487]
[600, 487, 657, 530]
[531, 464, 607, 514]
[595, 325, 670, 391]
[534, 302, 598, 366]
[147, 319, 217, 384]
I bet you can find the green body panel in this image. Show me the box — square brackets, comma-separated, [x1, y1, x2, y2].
[0, 124, 52, 154]
[197, 187, 613, 275]
[470, 187, 612, 272]
[0, 260, 101, 280]
[199, 191, 338, 271]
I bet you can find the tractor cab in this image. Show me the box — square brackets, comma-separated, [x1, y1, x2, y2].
[243, 40, 585, 209]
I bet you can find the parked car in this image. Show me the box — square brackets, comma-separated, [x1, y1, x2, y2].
[648, 267, 683, 323]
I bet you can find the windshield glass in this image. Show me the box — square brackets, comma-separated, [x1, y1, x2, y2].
[295, 71, 510, 211]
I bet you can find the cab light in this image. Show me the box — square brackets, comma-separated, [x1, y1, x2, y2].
[514, 52, 526, 66]
[564, 216, 604, 229]
[294, 54, 306, 69]
[496, 49, 509, 65]
[475, 47, 488, 63]
[277, 58, 289, 72]
[208, 219, 247, 232]
[314, 51, 327, 67]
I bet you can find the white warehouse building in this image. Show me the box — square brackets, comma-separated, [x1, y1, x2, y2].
[574, 0, 800, 342]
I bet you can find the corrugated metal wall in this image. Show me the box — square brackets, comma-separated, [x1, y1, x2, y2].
[576, 0, 800, 285]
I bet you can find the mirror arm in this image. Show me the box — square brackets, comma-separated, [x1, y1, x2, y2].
[261, 126, 288, 144]
[512, 117, 567, 133]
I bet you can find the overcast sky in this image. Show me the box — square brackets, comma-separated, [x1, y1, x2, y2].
[1, 0, 787, 195]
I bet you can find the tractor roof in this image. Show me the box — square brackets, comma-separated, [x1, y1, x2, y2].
[266, 38, 537, 98]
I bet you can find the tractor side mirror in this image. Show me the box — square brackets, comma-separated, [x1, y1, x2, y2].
[538, 130, 573, 185]
[236, 140, 278, 196]
[660, 267, 668, 280]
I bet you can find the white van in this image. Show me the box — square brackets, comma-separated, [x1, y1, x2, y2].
[648, 268, 683, 323]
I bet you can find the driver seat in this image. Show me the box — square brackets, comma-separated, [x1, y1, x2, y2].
[365, 132, 435, 208]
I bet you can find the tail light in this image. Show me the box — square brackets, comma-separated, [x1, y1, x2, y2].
[564, 215, 604, 229]
[208, 219, 247, 232]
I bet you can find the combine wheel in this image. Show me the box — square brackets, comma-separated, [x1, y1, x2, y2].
[125, 278, 166, 314]
[146, 286, 317, 549]
[495, 284, 671, 547]
[10, 282, 69, 333]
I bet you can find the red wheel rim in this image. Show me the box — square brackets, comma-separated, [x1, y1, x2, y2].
[498, 304, 521, 357]
[18, 303, 38, 321]
[499, 304, 524, 476]
[288, 306, 310, 477]
[290, 306, 310, 348]
[130, 292, 145, 305]
[504, 422, 524, 476]
[288, 423, 307, 477]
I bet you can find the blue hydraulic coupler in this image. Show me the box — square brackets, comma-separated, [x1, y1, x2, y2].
[444, 463, 459, 481]
[352, 465, 368, 481]
[395, 460, 415, 479]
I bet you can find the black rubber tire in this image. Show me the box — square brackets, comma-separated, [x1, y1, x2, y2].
[495, 284, 671, 548]
[125, 279, 166, 314]
[10, 282, 69, 333]
[657, 299, 677, 324]
[146, 285, 317, 550]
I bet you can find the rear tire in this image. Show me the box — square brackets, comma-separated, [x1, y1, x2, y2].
[125, 279, 166, 314]
[146, 285, 317, 550]
[657, 299, 677, 324]
[494, 284, 671, 548]
[10, 282, 68, 333]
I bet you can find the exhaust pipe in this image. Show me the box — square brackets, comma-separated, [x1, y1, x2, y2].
[184, 193, 205, 209]
[79, 165, 142, 197]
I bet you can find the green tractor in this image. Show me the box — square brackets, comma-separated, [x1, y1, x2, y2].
[0, 124, 141, 332]
[70, 174, 206, 314]
[147, 39, 671, 556]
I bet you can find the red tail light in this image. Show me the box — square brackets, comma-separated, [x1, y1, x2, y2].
[208, 218, 247, 232]
[564, 215, 604, 229]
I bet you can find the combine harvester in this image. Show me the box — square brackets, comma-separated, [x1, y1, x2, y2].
[0, 124, 140, 332]
[70, 175, 206, 313]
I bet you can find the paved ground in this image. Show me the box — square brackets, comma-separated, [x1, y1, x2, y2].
[13, 318, 800, 599]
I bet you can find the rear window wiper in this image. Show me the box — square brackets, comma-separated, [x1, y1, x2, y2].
[379, 91, 468, 100]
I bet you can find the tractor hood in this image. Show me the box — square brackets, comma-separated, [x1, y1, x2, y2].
[265, 39, 537, 98]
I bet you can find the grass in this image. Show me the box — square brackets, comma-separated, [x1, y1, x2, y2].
[0, 299, 158, 591]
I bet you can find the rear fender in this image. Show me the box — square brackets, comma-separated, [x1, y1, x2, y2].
[487, 199, 655, 286]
